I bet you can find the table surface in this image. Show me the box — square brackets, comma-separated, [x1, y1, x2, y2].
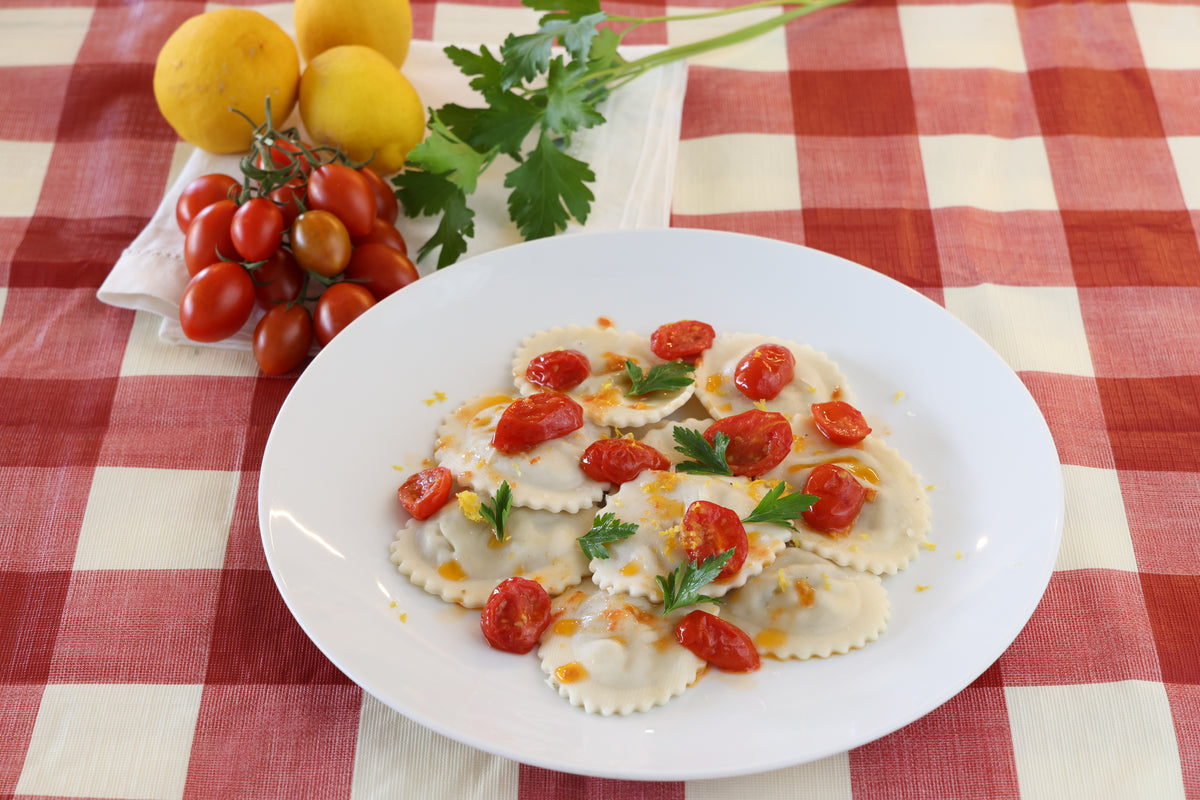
[2, 0, 1199, 798]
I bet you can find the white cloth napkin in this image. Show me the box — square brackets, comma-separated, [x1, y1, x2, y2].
[98, 39, 687, 348]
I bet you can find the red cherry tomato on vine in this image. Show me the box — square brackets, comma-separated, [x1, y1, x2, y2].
[313, 281, 375, 346]
[176, 173, 238, 233]
[252, 303, 313, 375]
[480, 576, 552, 654]
[178, 261, 255, 343]
[525, 349, 591, 391]
[802, 463, 868, 535]
[292, 210, 352, 278]
[268, 180, 305, 228]
[678, 500, 748, 580]
[650, 319, 715, 361]
[674, 610, 760, 673]
[397, 466, 453, 520]
[360, 167, 399, 224]
[250, 248, 305, 309]
[734, 343, 795, 401]
[492, 392, 584, 454]
[704, 409, 792, 477]
[306, 163, 375, 237]
[351, 217, 408, 254]
[579, 438, 669, 485]
[811, 400, 872, 445]
[343, 243, 418, 300]
[254, 138, 313, 175]
[183, 199, 238, 276]
[231, 197, 284, 262]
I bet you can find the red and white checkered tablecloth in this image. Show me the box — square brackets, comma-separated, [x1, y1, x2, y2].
[2, 0, 1199, 797]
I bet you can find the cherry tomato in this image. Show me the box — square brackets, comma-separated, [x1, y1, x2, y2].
[268, 180, 305, 228]
[360, 167, 399, 224]
[802, 463, 868, 535]
[492, 392, 584, 454]
[674, 610, 760, 673]
[254, 138, 313, 176]
[176, 173, 238, 233]
[705, 409, 792, 477]
[312, 281, 376, 346]
[306, 163, 375, 237]
[525, 349, 591, 391]
[183, 199, 238, 276]
[579, 438, 669, 485]
[811, 400, 872, 445]
[178, 261, 255, 343]
[231, 197, 284, 262]
[650, 319, 715, 361]
[678, 500, 748, 580]
[291, 210, 352, 278]
[397, 466, 453, 520]
[252, 303, 313, 375]
[734, 343, 795, 401]
[250, 248, 305, 309]
[351, 217, 409, 254]
[343, 243, 418, 301]
[480, 576, 552, 654]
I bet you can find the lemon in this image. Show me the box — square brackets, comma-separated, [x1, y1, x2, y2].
[299, 45, 425, 175]
[294, 0, 413, 68]
[153, 9, 299, 154]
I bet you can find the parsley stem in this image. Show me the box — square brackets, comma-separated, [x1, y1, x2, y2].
[606, 0, 831, 26]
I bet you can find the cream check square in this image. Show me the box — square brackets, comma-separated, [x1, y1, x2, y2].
[666, 5, 788, 72]
[1006, 682, 1187, 800]
[899, 4, 1027, 72]
[1055, 465, 1137, 572]
[120, 311, 259, 377]
[75, 466, 237, 570]
[1166, 137, 1200, 209]
[687, 753, 852, 799]
[674, 134, 801, 215]
[0, 141, 54, 218]
[16, 683, 203, 800]
[919, 135, 1058, 212]
[0, 7, 93, 67]
[432, 2, 542, 44]
[1129, 3, 1200, 70]
[943, 285, 1094, 376]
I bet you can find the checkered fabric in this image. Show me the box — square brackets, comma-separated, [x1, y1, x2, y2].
[1, 0, 1198, 797]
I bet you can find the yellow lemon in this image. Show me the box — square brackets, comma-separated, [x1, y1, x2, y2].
[299, 45, 425, 175]
[153, 8, 299, 154]
[294, 0, 413, 68]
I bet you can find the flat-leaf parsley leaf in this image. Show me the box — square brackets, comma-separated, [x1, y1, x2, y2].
[657, 549, 734, 614]
[577, 512, 639, 559]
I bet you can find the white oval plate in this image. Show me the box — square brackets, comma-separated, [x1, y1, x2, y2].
[259, 229, 1063, 780]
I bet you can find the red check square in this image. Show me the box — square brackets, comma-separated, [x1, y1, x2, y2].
[933, 209, 1074, 287]
[680, 68, 796, 138]
[10, 216, 150, 289]
[1080, 287, 1200, 378]
[0, 376, 118, 468]
[1097, 376, 1200, 473]
[1021, 374, 1111, 469]
[1123, 469, 1200, 575]
[0, 570, 71, 683]
[802, 207, 941, 288]
[0, 467, 91, 570]
[519, 767, 684, 799]
[0, 66, 72, 142]
[1141, 573, 1200, 684]
[1061, 210, 1200, 288]
[671, 211, 805, 248]
[790, 69, 918, 136]
[1030, 67, 1163, 137]
[1046, 137, 1185, 212]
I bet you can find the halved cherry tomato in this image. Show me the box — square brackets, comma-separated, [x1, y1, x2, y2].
[674, 610, 760, 672]
[252, 303, 313, 375]
[678, 500, 747, 580]
[811, 400, 872, 445]
[650, 319, 715, 361]
[351, 217, 408, 254]
[525, 349, 590, 391]
[704, 409, 792, 477]
[397, 466, 453, 520]
[343, 243, 418, 301]
[579, 438, 669, 485]
[292, 210, 352, 277]
[802, 463, 868, 535]
[306, 163, 375, 237]
[313, 281, 375, 346]
[176, 173, 238, 233]
[250, 248, 304, 309]
[183, 199, 238, 276]
[734, 343, 795, 401]
[231, 197, 284, 262]
[360, 167, 399, 224]
[178, 261, 255, 343]
[480, 576, 552, 654]
[492, 392, 584, 454]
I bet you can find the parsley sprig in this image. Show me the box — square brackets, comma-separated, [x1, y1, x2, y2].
[395, 0, 855, 268]
[657, 549, 734, 614]
[577, 512, 639, 559]
[480, 481, 513, 541]
[624, 359, 694, 397]
[672, 426, 733, 476]
[741, 482, 817, 531]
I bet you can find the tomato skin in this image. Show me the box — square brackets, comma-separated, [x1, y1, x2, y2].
[674, 610, 760, 672]
[292, 210, 353, 278]
[579, 438, 669, 485]
[231, 197, 285, 262]
[343, 243, 418, 300]
[250, 248, 305, 309]
[360, 167, 399, 224]
[268, 180, 305, 228]
[802, 463, 869, 535]
[176, 173, 238, 233]
[252, 303, 313, 375]
[397, 466, 453, 520]
[525, 349, 591, 391]
[734, 343, 796, 401]
[811, 400, 872, 445]
[679, 500, 748, 580]
[254, 138, 313, 176]
[351, 217, 408, 254]
[179, 261, 255, 343]
[492, 392, 584, 454]
[704, 409, 792, 477]
[312, 281, 376, 346]
[306, 163, 375, 237]
[480, 577, 553, 654]
[183, 199, 238, 276]
[650, 320, 715, 361]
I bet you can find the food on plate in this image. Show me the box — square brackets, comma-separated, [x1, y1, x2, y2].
[294, 0, 414, 69]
